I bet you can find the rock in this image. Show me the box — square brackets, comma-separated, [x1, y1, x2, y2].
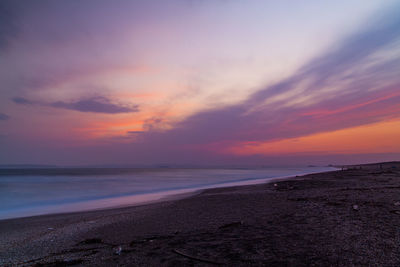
[113, 245, 122, 255]
[394, 202, 400, 206]
[352, 205, 359, 210]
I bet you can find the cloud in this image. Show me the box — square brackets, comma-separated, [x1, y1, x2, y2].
[248, 10, 400, 106]
[2, 2, 400, 166]
[12, 97, 33, 105]
[12, 96, 139, 114]
[0, 1, 19, 50]
[0, 113, 9, 120]
[50, 97, 139, 114]
[124, 5, 400, 160]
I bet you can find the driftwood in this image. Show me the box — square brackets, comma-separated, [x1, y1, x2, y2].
[173, 249, 223, 265]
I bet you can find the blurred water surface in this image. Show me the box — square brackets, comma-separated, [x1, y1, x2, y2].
[0, 167, 336, 219]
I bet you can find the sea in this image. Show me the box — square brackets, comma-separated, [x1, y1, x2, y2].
[0, 166, 337, 220]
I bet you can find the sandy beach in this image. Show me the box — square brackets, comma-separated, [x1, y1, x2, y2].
[1, 163, 400, 266]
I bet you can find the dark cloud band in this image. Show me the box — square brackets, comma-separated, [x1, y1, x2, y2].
[0, 113, 9, 120]
[12, 96, 139, 114]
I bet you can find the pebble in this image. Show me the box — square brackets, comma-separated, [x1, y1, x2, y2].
[113, 246, 122, 255]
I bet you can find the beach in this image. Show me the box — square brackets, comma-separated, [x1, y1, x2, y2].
[1, 163, 400, 266]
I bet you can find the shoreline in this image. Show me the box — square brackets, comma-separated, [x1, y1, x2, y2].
[0, 167, 337, 221]
[1, 164, 400, 266]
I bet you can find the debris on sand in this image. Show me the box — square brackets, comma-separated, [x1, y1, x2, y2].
[113, 245, 122, 255]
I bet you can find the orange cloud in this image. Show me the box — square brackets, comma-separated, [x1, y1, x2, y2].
[70, 107, 183, 139]
[113, 92, 165, 100]
[74, 119, 144, 138]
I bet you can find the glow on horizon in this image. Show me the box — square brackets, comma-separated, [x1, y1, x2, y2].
[227, 119, 400, 156]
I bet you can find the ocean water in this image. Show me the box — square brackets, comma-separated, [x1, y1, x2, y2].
[0, 167, 336, 220]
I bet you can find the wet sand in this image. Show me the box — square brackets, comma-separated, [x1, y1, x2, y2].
[1, 164, 400, 266]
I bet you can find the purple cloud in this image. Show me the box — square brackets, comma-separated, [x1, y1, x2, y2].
[12, 96, 139, 114]
[50, 97, 138, 114]
[0, 113, 9, 120]
[12, 97, 33, 105]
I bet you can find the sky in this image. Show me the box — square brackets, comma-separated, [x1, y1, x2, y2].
[0, 0, 400, 166]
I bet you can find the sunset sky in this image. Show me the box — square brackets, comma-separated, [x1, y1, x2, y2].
[0, 0, 400, 166]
